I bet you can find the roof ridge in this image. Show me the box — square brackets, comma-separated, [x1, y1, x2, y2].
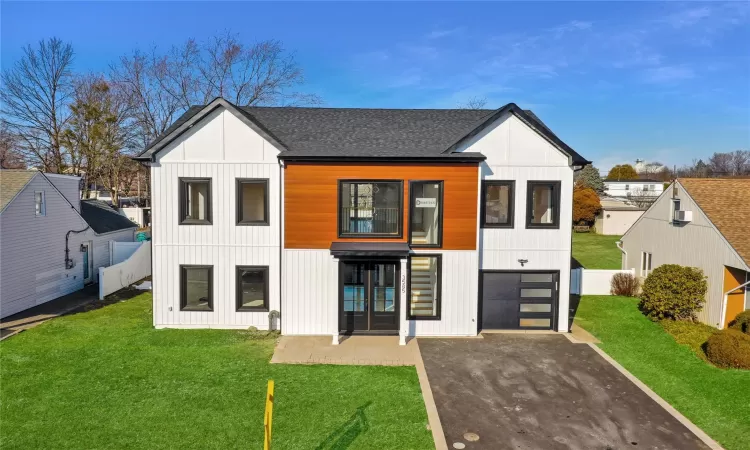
[242, 106, 496, 112]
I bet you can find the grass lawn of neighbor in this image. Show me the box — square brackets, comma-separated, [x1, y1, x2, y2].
[576, 296, 750, 450]
[0, 293, 433, 450]
[572, 233, 622, 269]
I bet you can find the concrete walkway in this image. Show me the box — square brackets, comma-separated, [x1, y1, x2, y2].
[0, 284, 99, 340]
[271, 335, 420, 365]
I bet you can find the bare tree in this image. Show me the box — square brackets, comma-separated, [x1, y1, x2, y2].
[0, 121, 26, 169]
[708, 152, 733, 176]
[627, 187, 658, 208]
[730, 150, 750, 175]
[110, 33, 321, 146]
[459, 96, 488, 109]
[1, 38, 75, 173]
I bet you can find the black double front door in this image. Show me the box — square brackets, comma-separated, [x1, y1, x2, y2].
[340, 261, 399, 333]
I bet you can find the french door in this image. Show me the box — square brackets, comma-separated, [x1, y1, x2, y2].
[339, 261, 399, 333]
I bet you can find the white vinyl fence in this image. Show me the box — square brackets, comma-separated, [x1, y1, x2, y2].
[110, 241, 143, 265]
[99, 241, 151, 300]
[570, 268, 635, 295]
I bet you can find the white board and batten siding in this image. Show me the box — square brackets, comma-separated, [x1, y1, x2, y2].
[281, 250, 479, 336]
[621, 183, 748, 327]
[151, 106, 282, 329]
[456, 112, 574, 332]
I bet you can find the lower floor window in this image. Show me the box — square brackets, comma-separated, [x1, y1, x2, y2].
[237, 266, 269, 311]
[408, 254, 441, 319]
[180, 265, 213, 311]
[641, 251, 653, 277]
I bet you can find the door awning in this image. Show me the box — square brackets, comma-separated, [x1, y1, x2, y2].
[330, 242, 411, 258]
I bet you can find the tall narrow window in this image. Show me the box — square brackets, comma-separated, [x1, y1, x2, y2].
[236, 266, 269, 311]
[34, 191, 46, 216]
[408, 254, 441, 319]
[180, 265, 213, 311]
[237, 179, 269, 225]
[526, 181, 560, 229]
[339, 180, 403, 237]
[481, 181, 514, 228]
[641, 252, 653, 277]
[410, 181, 443, 246]
[179, 178, 212, 225]
[671, 198, 681, 223]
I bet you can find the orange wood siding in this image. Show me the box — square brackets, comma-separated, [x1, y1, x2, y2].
[284, 162, 478, 250]
[723, 265, 748, 328]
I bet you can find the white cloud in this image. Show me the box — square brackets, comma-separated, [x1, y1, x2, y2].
[426, 27, 463, 39]
[662, 7, 712, 28]
[642, 65, 695, 83]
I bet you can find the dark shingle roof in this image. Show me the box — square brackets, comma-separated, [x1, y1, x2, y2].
[135, 99, 589, 165]
[243, 107, 494, 158]
[81, 199, 137, 234]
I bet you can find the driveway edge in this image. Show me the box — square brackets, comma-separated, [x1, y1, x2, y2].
[588, 343, 724, 450]
[414, 339, 449, 450]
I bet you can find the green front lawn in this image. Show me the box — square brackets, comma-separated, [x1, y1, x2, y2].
[0, 294, 433, 449]
[572, 233, 622, 269]
[576, 296, 750, 450]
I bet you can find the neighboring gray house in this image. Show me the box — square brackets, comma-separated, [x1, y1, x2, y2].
[0, 170, 137, 319]
[620, 178, 750, 328]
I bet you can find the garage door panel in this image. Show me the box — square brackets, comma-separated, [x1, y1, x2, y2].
[481, 271, 557, 330]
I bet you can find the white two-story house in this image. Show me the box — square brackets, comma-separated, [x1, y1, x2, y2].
[134, 98, 589, 342]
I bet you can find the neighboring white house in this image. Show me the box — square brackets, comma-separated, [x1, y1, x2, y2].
[603, 179, 664, 199]
[620, 178, 749, 328]
[134, 98, 589, 339]
[594, 197, 646, 235]
[0, 170, 138, 319]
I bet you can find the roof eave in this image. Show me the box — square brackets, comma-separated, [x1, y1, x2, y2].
[277, 154, 486, 163]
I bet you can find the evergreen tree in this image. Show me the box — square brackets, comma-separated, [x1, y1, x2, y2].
[574, 164, 604, 194]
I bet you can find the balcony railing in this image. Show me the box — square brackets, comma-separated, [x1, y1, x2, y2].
[340, 207, 400, 235]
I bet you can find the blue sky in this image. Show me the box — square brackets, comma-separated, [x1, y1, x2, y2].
[2, 1, 749, 170]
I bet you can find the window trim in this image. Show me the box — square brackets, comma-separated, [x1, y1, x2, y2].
[34, 191, 46, 216]
[236, 178, 270, 226]
[407, 253, 442, 320]
[408, 180, 444, 248]
[236, 265, 270, 312]
[525, 181, 561, 229]
[179, 265, 214, 312]
[640, 251, 653, 277]
[337, 179, 404, 238]
[178, 178, 212, 225]
[481, 180, 515, 229]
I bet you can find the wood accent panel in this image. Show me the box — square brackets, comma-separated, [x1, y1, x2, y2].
[723, 265, 747, 328]
[284, 162, 479, 250]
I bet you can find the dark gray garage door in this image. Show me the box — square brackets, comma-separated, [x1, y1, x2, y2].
[480, 272, 558, 330]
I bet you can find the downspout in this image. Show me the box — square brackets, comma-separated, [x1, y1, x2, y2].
[65, 226, 90, 269]
[720, 279, 750, 329]
[616, 240, 627, 269]
[277, 159, 284, 334]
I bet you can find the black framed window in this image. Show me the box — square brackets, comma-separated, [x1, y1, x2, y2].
[409, 181, 443, 247]
[481, 181, 514, 228]
[526, 181, 561, 229]
[180, 265, 213, 311]
[237, 179, 269, 226]
[236, 266, 269, 311]
[338, 180, 403, 237]
[179, 178, 212, 225]
[407, 254, 442, 320]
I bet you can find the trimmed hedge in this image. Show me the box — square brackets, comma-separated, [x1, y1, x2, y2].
[705, 329, 750, 370]
[638, 264, 707, 321]
[729, 310, 750, 335]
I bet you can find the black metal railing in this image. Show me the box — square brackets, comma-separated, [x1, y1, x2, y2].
[340, 207, 399, 235]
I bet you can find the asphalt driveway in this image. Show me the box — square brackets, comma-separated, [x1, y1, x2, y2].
[419, 334, 710, 450]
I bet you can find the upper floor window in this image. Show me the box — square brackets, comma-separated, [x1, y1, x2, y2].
[35, 191, 46, 216]
[526, 181, 560, 229]
[179, 178, 212, 225]
[339, 180, 403, 237]
[481, 181, 514, 228]
[410, 181, 443, 246]
[237, 179, 269, 226]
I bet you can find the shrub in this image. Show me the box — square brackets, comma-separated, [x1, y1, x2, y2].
[572, 186, 601, 225]
[705, 329, 750, 369]
[638, 264, 707, 321]
[660, 320, 717, 361]
[729, 310, 750, 334]
[611, 272, 640, 296]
